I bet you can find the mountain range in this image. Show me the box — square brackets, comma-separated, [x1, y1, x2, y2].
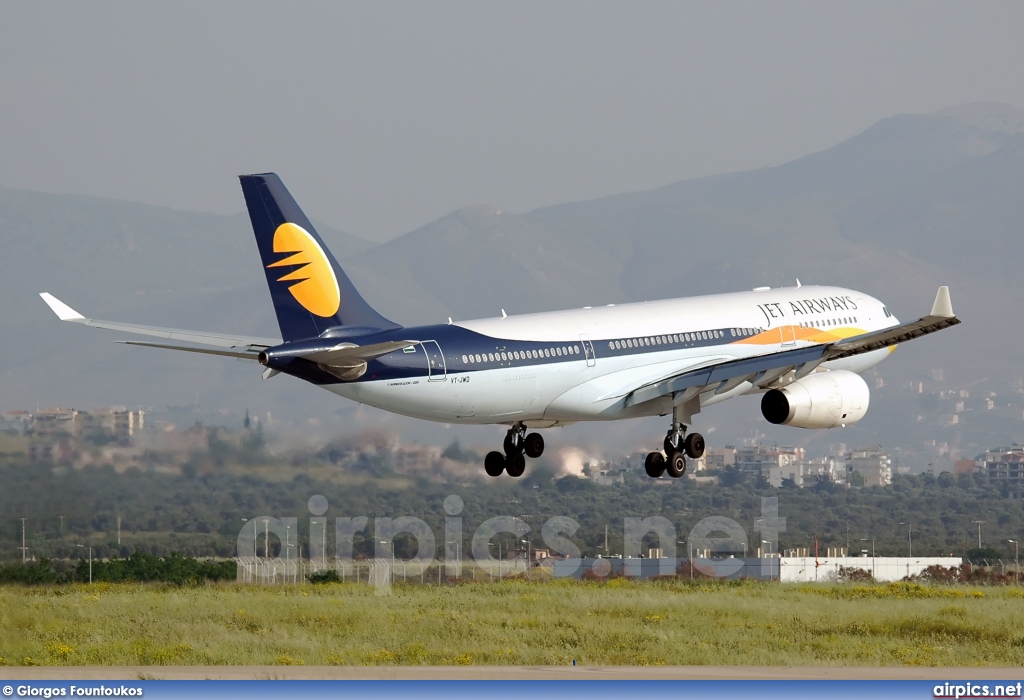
[5, 102, 1024, 464]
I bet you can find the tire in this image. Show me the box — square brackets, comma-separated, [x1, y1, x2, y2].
[663, 435, 680, 455]
[484, 451, 505, 477]
[684, 432, 706, 459]
[524, 432, 545, 459]
[644, 451, 666, 478]
[503, 433, 522, 455]
[666, 452, 687, 478]
[506, 452, 526, 478]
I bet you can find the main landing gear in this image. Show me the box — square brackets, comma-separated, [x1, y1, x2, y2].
[645, 422, 705, 479]
[484, 423, 545, 478]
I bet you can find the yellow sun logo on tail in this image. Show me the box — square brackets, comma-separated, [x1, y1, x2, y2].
[267, 223, 341, 317]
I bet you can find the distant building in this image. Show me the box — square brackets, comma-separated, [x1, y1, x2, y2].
[30, 406, 144, 440]
[771, 455, 844, 488]
[847, 446, 892, 487]
[592, 468, 625, 486]
[703, 446, 736, 471]
[736, 445, 804, 483]
[954, 458, 977, 476]
[977, 445, 1024, 483]
[0, 410, 31, 434]
[31, 408, 78, 436]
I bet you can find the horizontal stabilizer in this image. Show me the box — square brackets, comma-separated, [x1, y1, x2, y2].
[39, 293, 281, 351]
[115, 341, 260, 360]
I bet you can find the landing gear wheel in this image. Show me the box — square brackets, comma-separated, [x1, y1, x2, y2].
[484, 451, 506, 477]
[664, 435, 680, 456]
[524, 432, 545, 459]
[666, 451, 687, 478]
[503, 433, 522, 455]
[644, 452, 666, 478]
[505, 452, 526, 478]
[684, 432, 705, 459]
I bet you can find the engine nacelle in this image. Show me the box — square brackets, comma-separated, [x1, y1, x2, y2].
[761, 370, 869, 429]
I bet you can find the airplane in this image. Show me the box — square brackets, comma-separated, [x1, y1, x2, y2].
[40, 173, 960, 479]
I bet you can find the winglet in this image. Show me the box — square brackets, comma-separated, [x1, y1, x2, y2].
[930, 286, 954, 318]
[39, 293, 85, 321]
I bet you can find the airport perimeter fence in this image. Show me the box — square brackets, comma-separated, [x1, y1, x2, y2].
[233, 556, 1021, 585]
[234, 556, 535, 585]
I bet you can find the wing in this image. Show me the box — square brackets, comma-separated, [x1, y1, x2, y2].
[39, 293, 281, 358]
[626, 286, 960, 408]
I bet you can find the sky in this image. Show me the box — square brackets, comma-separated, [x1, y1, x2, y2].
[2, 1, 1024, 243]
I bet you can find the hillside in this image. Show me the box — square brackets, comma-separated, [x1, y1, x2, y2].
[6, 103, 1024, 461]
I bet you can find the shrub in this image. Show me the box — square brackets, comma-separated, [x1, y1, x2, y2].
[308, 569, 342, 584]
[837, 566, 875, 583]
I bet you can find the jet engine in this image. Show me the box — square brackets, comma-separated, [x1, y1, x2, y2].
[760, 370, 869, 429]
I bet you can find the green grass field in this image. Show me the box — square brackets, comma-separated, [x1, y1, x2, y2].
[1, 580, 1023, 667]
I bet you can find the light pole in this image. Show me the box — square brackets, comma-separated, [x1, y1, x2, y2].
[761, 540, 773, 582]
[494, 538, 504, 579]
[242, 518, 257, 583]
[77, 544, 92, 584]
[380, 539, 395, 576]
[19, 518, 27, 563]
[899, 522, 912, 557]
[972, 520, 984, 549]
[446, 539, 461, 579]
[1009, 540, 1019, 584]
[520, 514, 532, 579]
[861, 538, 875, 578]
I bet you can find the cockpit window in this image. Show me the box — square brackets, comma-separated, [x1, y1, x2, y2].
[883, 307, 892, 318]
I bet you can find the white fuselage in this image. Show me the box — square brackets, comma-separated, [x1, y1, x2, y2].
[328, 285, 897, 427]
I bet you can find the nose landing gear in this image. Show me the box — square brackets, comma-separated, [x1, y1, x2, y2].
[484, 423, 545, 477]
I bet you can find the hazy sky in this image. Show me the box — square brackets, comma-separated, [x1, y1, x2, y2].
[2, 2, 1023, 242]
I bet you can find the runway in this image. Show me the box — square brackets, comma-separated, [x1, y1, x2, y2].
[3, 666, 1022, 680]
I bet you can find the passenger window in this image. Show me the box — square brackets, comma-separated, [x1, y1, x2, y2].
[462, 355, 468, 363]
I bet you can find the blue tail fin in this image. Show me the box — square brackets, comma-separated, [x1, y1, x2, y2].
[239, 173, 399, 341]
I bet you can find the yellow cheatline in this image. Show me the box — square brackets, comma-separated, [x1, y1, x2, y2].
[267, 223, 341, 317]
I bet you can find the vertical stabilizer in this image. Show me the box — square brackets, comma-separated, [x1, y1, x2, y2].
[239, 173, 399, 341]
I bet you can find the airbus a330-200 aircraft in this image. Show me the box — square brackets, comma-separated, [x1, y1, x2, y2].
[41, 173, 961, 479]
